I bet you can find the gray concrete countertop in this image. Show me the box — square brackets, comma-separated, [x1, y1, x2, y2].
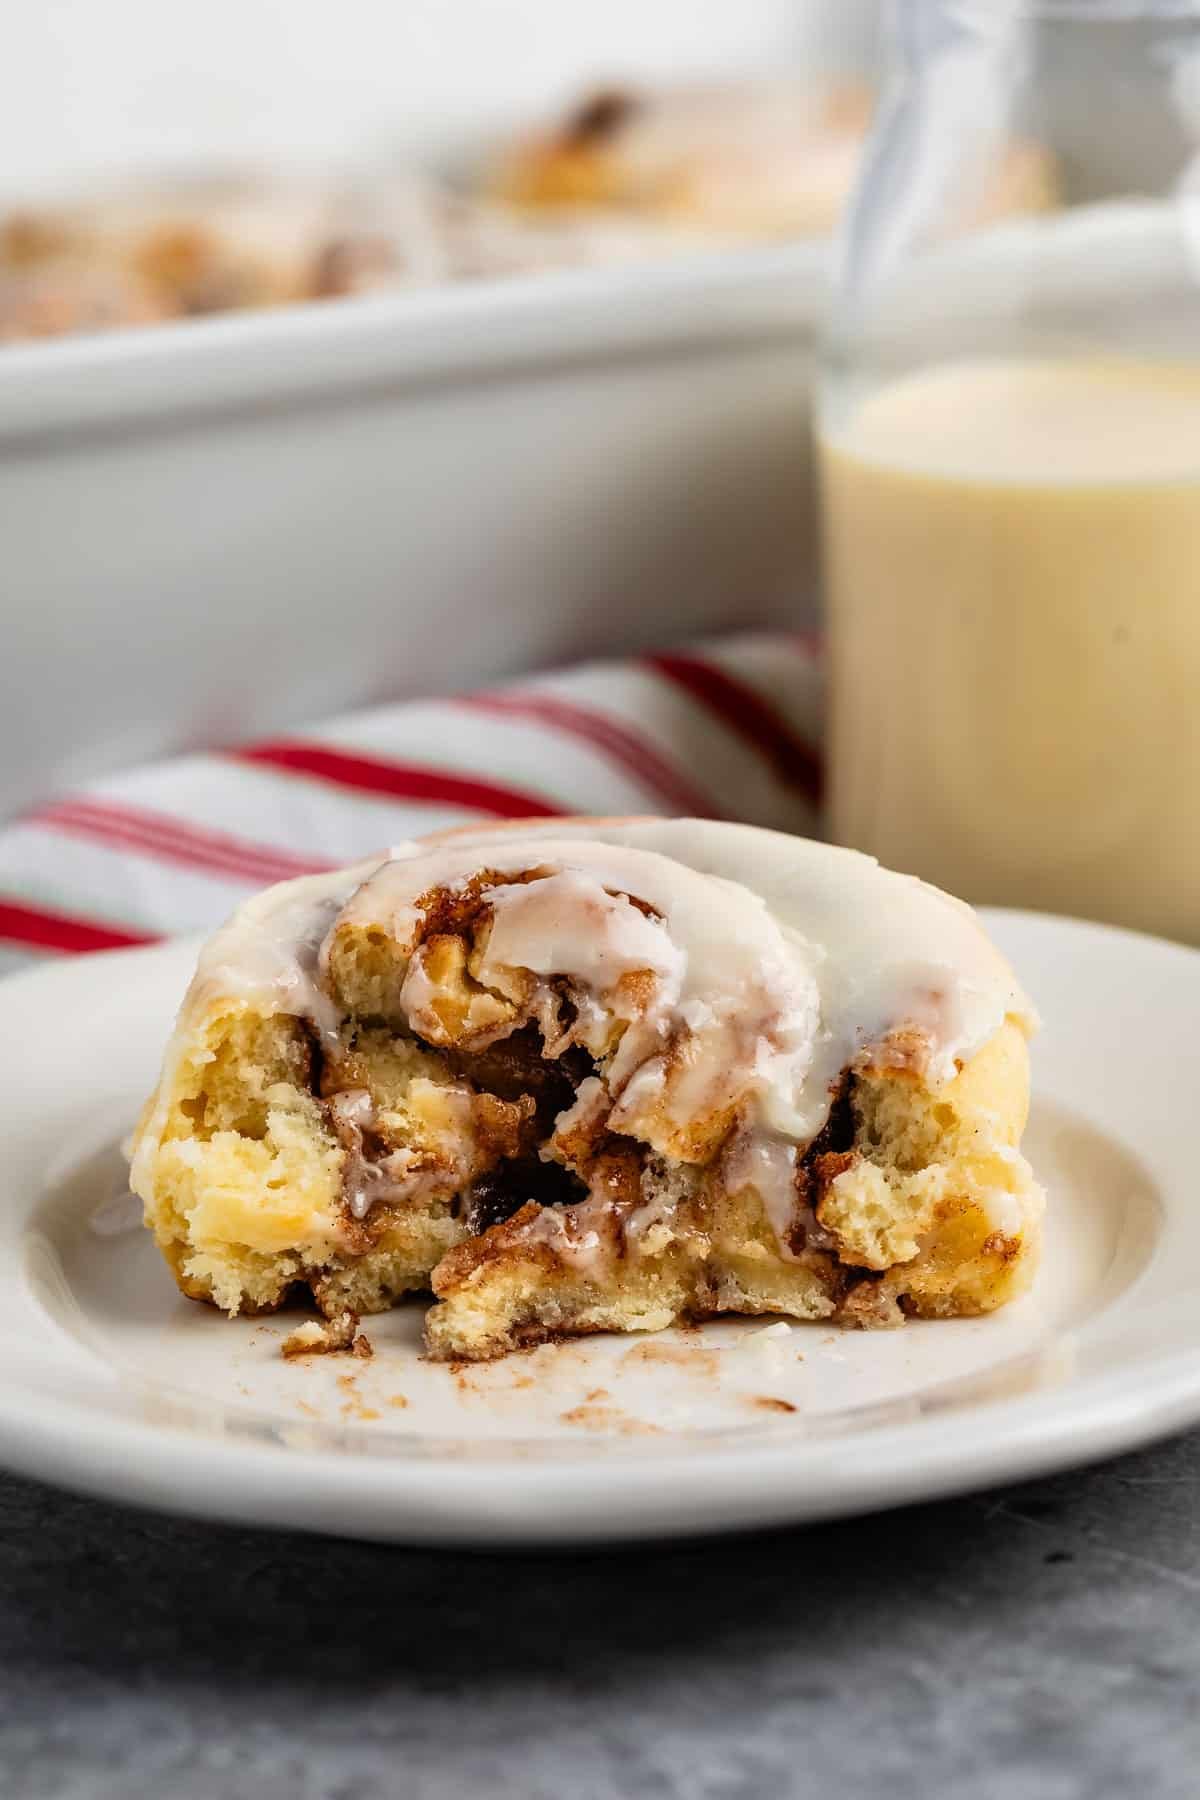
[3, 1432, 1199, 1800]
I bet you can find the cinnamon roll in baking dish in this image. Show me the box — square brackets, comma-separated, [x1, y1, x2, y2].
[130, 819, 1042, 1360]
[488, 80, 1058, 241]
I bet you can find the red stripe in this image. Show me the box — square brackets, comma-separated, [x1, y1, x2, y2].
[644, 652, 824, 806]
[33, 799, 334, 888]
[0, 899, 159, 956]
[453, 691, 717, 818]
[231, 741, 562, 819]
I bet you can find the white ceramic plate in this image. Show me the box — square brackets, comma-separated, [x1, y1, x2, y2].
[1, 909, 1195, 1546]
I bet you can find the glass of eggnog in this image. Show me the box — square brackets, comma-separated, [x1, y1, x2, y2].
[819, 0, 1200, 943]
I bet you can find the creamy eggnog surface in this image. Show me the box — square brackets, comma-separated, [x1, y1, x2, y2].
[820, 357, 1200, 942]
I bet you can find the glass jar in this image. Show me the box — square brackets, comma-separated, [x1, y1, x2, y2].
[818, 0, 1200, 943]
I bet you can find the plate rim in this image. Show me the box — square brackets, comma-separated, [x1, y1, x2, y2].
[2, 1336, 1200, 1546]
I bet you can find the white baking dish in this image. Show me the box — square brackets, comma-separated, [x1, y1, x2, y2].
[0, 0, 884, 816]
[0, 242, 828, 817]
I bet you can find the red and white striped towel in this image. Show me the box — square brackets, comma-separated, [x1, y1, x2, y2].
[0, 633, 823, 979]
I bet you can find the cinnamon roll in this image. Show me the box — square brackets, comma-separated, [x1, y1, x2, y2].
[130, 818, 1042, 1359]
[489, 79, 1057, 241]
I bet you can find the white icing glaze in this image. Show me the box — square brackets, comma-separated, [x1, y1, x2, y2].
[336, 837, 826, 1155]
[184, 855, 386, 1046]
[519, 1203, 608, 1273]
[720, 1131, 799, 1248]
[390, 819, 1036, 1118]
[329, 1082, 478, 1223]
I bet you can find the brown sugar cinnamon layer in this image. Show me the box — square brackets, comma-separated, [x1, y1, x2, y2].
[130, 820, 1043, 1360]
